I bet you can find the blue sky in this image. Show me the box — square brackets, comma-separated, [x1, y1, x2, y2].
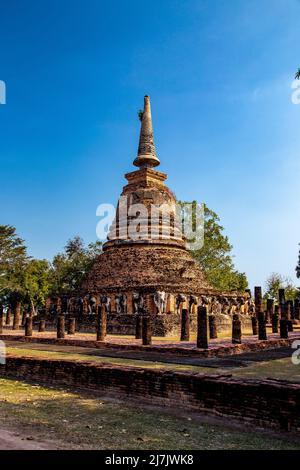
[0, 0, 300, 290]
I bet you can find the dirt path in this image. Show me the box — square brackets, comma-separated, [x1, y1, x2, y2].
[0, 428, 60, 450]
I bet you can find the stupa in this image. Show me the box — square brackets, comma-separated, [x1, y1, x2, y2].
[79, 96, 249, 335]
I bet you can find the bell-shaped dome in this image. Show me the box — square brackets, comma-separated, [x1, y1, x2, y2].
[82, 96, 211, 295]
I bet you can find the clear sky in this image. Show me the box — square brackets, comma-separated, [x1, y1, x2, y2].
[0, 0, 299, 290]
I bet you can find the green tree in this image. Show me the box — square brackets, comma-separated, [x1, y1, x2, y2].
[49, 237, 102, 296]
[0, 225, 28, 301]
[181, 204, 248, 292]
[65, 235, 85, 257]
[0, 225, 52, 316]
[23, 259, 51, 313]
[265, 272, 299, 302]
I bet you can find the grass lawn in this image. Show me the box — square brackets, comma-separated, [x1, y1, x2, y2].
[6, 345, 300, 382]
[6, 346, 215, 373]
[3, 328, 254, 341]
[0, 377, 299, 450]
[230, 357, 300, 382]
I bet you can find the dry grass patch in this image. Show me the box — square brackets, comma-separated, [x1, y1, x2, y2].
[0, 378, 299, 450]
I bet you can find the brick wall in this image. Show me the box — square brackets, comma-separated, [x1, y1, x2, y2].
[1, 356, 300, 431]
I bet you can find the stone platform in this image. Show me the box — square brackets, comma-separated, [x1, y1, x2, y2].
[1, 330, 300, 359]
[36, 313, 253, 336]
[1, 353, 300, 432]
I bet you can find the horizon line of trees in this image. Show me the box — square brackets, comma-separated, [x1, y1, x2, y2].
[1, 206, 300, 313]
[0, 226, 102, 319]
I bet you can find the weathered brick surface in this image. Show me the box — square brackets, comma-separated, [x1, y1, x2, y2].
[81, 165, 244, 302]
[1, 332, 299, 358]
[82, 245, 212, 295]
[79, 312, 252, 336]
[2, 355, 300, 431]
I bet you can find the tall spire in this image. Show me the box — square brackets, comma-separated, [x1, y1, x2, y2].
[133, 95, 160, 168]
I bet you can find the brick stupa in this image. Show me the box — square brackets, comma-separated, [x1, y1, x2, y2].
[83, 96, 211, 293]
[80, 96, 245, 334]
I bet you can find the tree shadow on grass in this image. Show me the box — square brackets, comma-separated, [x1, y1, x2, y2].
[0, 377, 300, 450]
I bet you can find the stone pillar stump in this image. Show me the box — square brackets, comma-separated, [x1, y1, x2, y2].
[208, 315, 217, 339]
[135, 315, 142, 339]
[258, 311, 267, 341]
[142, 316, 152, 346]
[25, 317, 33, 337]
[38, 320, 46, 332]
[254, 286, 262, 318]
[67, 317, 76, 335]
[266, 299, 274, 323]
[271, 309, 279, 334]
[12, 301, 21, 330]
[180, 309, 190, 341]
[5, 308, 11, 326]
[232, 314, 242, 344]
[57, 315, 65, 339]
[280, 319, 288, 339]
[251, 316, 258, 335]
[197, 306, 208, 349]
[96, 305, 107, 341]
